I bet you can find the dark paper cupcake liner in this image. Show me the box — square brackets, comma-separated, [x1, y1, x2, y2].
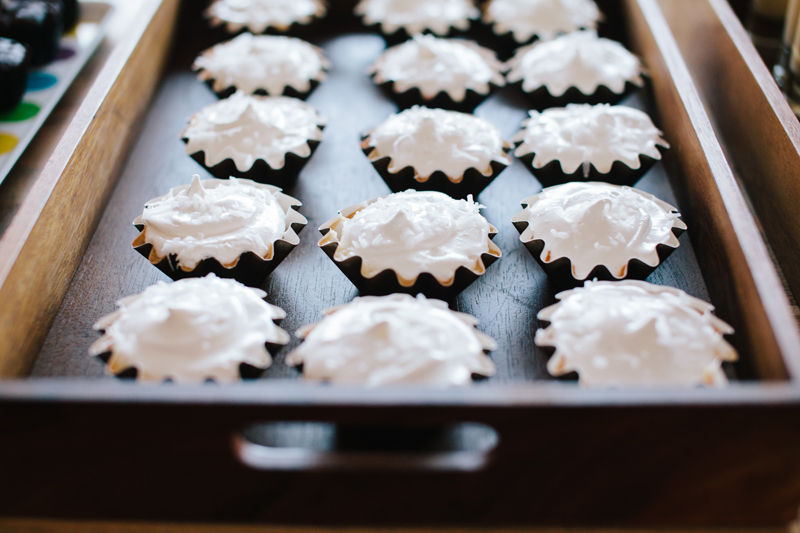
[319, 238, 500, 301]
[359, 19, 475, 47]
[133, 199, 306, 287]
[184, 138, 321, 188]
[484, 22, 600, 58]
[515, 145, 665, 188]
[369, 155, 509, 199]
[479, 26, 531, 60]
[362, 139, 510, 198]
[201, 77, 321, 100]
[509, 80, 642, 111]
[375, 79, 499, 112]
[206, 16, 324, 41]
[318, 202, 501, 300]
[95, 339, 287, 381]
[512, 218, 684, 289]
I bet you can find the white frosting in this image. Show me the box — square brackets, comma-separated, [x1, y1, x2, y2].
[135, 175, 305, 271]
[364, 106, 510, 181]
[205, 0, 326, 33]
[484, 0, 601, 43]
[89, 275, 290, 383]
[287, 294, 496, 386]
[181, 91, 326, 171]
[505, 31, 645, 96]
[0, 39, 26, 63]
[369, 34, 505, 102]
[355, 0, 479, 36]
[326, 190, 499, 285]
[193, 33, 329, 96]
[536, 280, 738, 387]
[512, 104, 669, 176]
[513, 182, 686, 280]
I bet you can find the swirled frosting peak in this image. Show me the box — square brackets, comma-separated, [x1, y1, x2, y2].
[193, 33, 330, 96]
[513, 104, 669, 176]
[363, 106, 511, 180]
[505, 31, 645, 96]
[181, 91, 326, 171]
[484, 0, 601, 43]
[369, 34, 505, 102]
[89, 275, 290, 383]
[205, 0, 327, 34]
[513, 182, 686, 279]
[135, 175, 306, 270]
[287, 293, 497, 386]
[326, 190, 500, 285]
[535, 280, 738, 387]
[355, 0, 479, 36]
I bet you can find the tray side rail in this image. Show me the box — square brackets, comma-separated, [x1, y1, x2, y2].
[623, 0, 800, 381]
[0, 0, 180, 377]
[1, 387, 800, 527]
[656, 0, 800, 345]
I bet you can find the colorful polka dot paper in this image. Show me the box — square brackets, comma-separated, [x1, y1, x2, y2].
[0, 2, 114, 185]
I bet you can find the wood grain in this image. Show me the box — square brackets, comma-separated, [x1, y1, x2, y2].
[0, 0, 180, 376]
[0, 518, 791, 533]
[656, 0, 800, 359]
[627, 0, 800, 382]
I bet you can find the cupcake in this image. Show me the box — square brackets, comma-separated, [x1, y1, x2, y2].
[89, 275, 290, 382]
[505, 31, 646, 109]
[193, 33, 330, 99]
[205, 0, 327, 36]
[0, 0, 63, 66]
[287, 294, 497, 386]
[355, 0, 480, 45]
[361, 106, 512, 198]
[181, 91, 326, 187]
[483, 0, 601, 48]
[132, 175, 307, 287]
[511, 182, 686, 286]
[368, 34, 505, 112]
[512, 104, 669, 187]
[0, 38, 28, 113]
[536, 280, 739, 387]
[319, 190, 501, 300]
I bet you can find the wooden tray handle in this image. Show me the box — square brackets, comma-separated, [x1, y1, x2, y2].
[232, 423, 499, 472]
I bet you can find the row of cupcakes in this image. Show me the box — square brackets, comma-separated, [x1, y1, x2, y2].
[203, 0, 604, 51]
[181, 91, 668, 200]
[89, 273, 738, 388]
[193, 29, 647, 113]
[130, 175, 684, 297]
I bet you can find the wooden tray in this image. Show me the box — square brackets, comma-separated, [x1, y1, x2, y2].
[1, 0, 800, 527]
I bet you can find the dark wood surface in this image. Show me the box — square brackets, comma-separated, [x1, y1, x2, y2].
[0, 521, 790, 533]
[3, 0, 800, 528]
